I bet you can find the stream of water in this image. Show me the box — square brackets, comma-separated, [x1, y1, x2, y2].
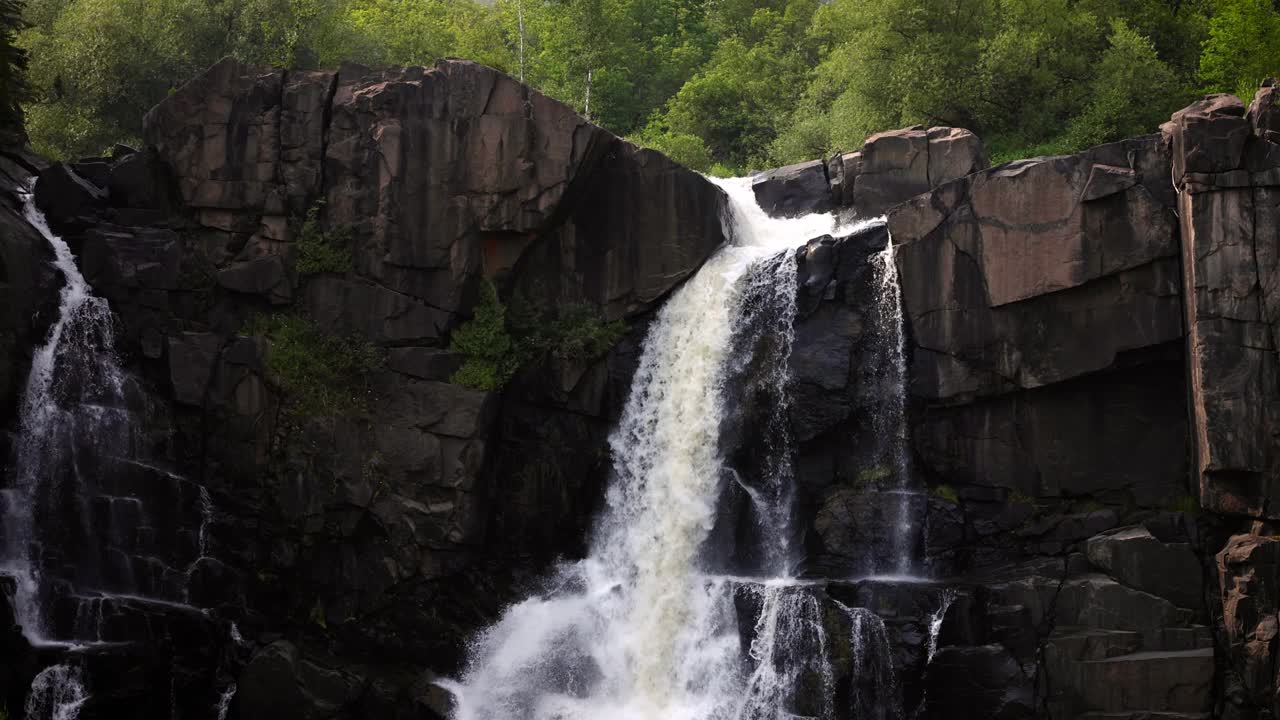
[446, 179, 898, 720]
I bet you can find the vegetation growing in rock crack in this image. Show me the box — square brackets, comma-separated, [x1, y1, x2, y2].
[12, 0, 1280, 171]
[243, 313, 382, 418]
[295, 202, 353, 275]
[930, 483, 959, 505]
[449, 281, 626, 391]
[449, 281, 521, 391]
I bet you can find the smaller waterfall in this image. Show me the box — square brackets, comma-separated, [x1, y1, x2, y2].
[842, 604, 902, 720]
[923, 590, 955, 664]
[868, 240, 916, 575]
[0, 188, 129, 643]
[25, 665, 88, 720]
[735, 582, 835, 720]
[216, 684, 237, 720]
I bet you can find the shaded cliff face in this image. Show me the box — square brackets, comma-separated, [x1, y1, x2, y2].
[0, 57, 727, 718]
[781, 85, 1280, 720]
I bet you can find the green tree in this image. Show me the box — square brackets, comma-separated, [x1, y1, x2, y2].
[654, 0, 819, 171]
[1067, 19, 1186, 148]
[0, 0, 27, 140]
[1199, 0, 1280, 99]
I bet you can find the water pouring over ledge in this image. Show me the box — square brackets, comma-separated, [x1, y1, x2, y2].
[443, 177, 891, 720]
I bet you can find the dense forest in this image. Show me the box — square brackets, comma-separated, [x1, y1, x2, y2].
[2, 0, 1280, 173]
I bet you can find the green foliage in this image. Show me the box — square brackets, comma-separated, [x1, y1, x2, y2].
[449, 281, 519, 391]
[245, 313, 382, 417]
[295, 203, 352, 276]
[14, 0, 1267, 170]
[0, 0, 28, 139]
[1008, 489, 1035, 506]
[931, 484, 959, 504]
[1199, 0, 1280, 99]
[528, 302, 627, 362]
[855, 465, 892, 486]
[449, 282, 627, 391]
[1065, 19, 1186, 149]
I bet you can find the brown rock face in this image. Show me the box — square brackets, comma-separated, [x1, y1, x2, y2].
[146, 58, 722, 325]
[40, 55, 729, 700]
[754, 125, 988, 219]
[1165, 86, 1280, 520]
[1217, 533, 1280, 718]
[1249, 80, 1280, 146]
[858, 127, 1207, 720]
[889, 136, 1181, 409]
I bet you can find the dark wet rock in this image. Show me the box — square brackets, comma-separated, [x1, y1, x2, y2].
[238, 641, 363, 720]
[1086, 525, 1203, 611]
[752, 159, 834, 217]
[766, 125, 985, 219]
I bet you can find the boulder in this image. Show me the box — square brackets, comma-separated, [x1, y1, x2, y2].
[1162, 94, 1250, 184]
[237, 641, 363, 720]
[1216, 533, 1280, 717]
[107, 149, 178, 212]
[751, 159, 834, 217]
[853, 126, 931, 216]
[770, 125, 986, 219]
[34, 162, 105, 224]
[927, 126, 987, 187]
[1086, 526, 1203, 611]
[1247, 79, 1280, 145]
[923, 644, 1034, 720]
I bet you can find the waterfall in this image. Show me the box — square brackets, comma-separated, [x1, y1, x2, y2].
[216, 683, 237, 720]
[0, 186, 233, 715]
[447, 178, 886, 720]
[24, 665, 88, 720]
[843, 604, 902, 720]
[0, 189, 129, 643]
[868, 241, 916, 576]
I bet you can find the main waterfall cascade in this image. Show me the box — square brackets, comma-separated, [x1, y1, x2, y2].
[447, 178, 936, 720]
[0, 188, 232, 718]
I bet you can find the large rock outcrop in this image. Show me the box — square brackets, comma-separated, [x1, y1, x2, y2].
[2, 57, 727, 717]
[753, 125, 989, 218]
[6, 52, 1280, 720]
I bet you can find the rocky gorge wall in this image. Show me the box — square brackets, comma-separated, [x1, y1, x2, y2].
[1, 54, 1279, 720]
[756, 88, 1280, 720]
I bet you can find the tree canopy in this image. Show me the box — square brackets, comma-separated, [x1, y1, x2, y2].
[7, 0, 1278, 171]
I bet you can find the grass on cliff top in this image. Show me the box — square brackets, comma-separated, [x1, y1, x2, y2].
[449, 281, 626, 391]
[244, 313, 382, 417]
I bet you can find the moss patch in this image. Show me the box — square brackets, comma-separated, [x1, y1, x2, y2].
[931, 484, 959, 504]
[244, 313, 382, 417]
[295, 203, 353, 275]
[449, 282, 626, 390]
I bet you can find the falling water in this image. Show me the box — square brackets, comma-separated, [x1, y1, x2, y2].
[922, 590, 955, 665]
[2, 187, 231, 714]
[448, 178, 884, 720]
[0, 189, 128, 643]
[842, 604, 901, 720]
[903, 589, 957, 719]
[869, 241, 915, 575]
[24, 665, 88, 720]
[216, 684, 237, 720]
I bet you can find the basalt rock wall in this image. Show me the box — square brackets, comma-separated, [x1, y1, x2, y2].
[0, 57, 726, 718]
[780, 85, 1280, 720]
[3, 54, 1280, 720]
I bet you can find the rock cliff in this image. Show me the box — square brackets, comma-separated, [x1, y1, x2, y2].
[2, 55, 1279, 720]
